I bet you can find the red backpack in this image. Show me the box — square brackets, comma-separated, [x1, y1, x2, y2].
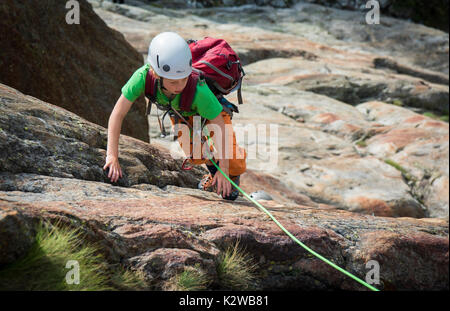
[189, 37, 245, 106]
[145, 37, 245, 130]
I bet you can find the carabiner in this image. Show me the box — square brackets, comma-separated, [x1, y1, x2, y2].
[181, 157, 194, 170]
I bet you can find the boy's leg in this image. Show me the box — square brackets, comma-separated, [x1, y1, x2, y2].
[170, 114, 244, 168]
[169, 115, 210, 165]
[170, 112, 247, 201]
[206, 111, 247, 176]
[205, 111, 247, 200]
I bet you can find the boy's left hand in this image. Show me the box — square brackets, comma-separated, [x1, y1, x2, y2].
[212, 171, 232, 198]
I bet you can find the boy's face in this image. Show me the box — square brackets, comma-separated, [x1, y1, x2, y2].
[163, 76, 189, 94]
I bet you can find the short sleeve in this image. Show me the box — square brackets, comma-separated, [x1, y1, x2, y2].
[121, 64, 148, 102]
[192, 81, 223, 120]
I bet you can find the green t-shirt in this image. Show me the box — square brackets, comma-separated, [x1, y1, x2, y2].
[121, 64, 223, 120]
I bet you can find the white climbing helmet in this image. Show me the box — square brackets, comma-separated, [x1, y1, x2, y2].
[147, 32, 192, 80]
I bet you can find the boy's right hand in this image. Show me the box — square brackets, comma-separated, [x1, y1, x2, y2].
[103, 155, 123, 183]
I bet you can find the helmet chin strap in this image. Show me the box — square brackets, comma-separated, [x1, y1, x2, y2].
[159, 77, 177, 100]
[160, 77, 167, 90]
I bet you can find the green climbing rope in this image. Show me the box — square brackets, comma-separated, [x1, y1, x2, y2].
[203, 133, 379, 292]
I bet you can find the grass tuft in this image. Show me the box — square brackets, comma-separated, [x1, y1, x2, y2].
[163, 265, 210, 291]
[392, 99, 403, 107]
[109, 266, 148, 291]
[384, 159, 416, 183]
[356, 140, 367, 147]
[423, 111, 449, 123]
[384, 159, 408, 175]
[0, 221, 147, 291]
[216, 240, 258, 290]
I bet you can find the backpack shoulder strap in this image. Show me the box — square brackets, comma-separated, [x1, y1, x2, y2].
[145, 70, 157, 103]
[144, 70, 158, 116]
[179, 72, 199, 112]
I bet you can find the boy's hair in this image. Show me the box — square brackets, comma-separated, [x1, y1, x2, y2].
[149, 66, 160, 79]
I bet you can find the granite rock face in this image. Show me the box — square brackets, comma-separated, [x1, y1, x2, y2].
[151, 0, 449, 32]
[0, 0, 148, 142]
[0, 0, 448, 291]
[1, 173, 448, 290]
[0, 83, 204, 188]
[0, 83, 448, 290]
[87, 0, 448, 218]
[94, 1, 449, 74]
[0, 206, 36, 266]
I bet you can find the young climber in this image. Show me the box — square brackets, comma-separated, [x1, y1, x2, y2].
[103, 32, 247, 201]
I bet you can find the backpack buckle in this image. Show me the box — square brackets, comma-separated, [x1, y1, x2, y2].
[226, 60, 232, 70]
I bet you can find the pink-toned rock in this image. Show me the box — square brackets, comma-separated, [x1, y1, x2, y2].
[240, 169, 322, 208]
[126, 248, 216, 283]
[1, 0, 449, 291]
[83, 1, 448, 218]
[0, 207, 35, 265]
[0, 83, 205, 189]
[350, 231, 449, 290]
[1, 174, 448, 290]
[0, 0, 148, 141]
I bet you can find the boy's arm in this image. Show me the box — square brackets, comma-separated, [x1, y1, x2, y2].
[106, 94, 134, 158]
[208, 112, 232, 172]
[207, 112, 233, 197]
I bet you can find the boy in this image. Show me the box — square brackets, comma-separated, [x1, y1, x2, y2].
[103, 32, 247, 201]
